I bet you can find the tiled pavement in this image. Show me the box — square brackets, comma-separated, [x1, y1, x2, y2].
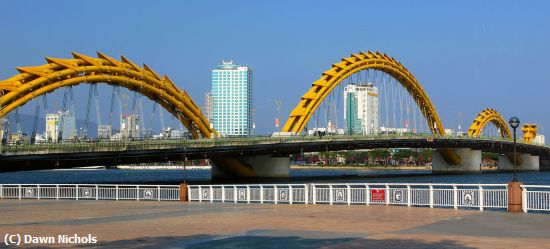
[1, 200, 549, 248]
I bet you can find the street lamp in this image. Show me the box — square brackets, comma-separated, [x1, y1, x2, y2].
[509, 117, 520, 182]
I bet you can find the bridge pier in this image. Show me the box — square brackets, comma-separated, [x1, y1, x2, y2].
[431, 148, 482, 173]
[499, 154, 539, 171]
[210, 155, 290, 179]
[540, 157, 550, 171]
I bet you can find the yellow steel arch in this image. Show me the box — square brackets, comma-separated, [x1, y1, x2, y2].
[468, 108, 525, 165]
[0, 52, 215, 139]
[282, 51, 460, 164]
[467, 108, 511, 138]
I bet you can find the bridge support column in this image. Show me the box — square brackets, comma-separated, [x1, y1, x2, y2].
[211, 155, 290, 179]
[540, 157, 550, 171]
[499, 154, 539, 171]
[431, 148, 482, 173]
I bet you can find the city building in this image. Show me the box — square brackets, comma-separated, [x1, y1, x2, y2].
[306, 127, 345, 136]
[152, 127, 193, 139]
[98, 125, 112, 139]
[45, 113, 59, 141]
[58, 110, 76, 140]
[0, 118, 8, 141]
[211, 60, 253, 136]
[534, 134, 545, 145]
[203, 92, 213, 125]
[378, 127, 410, 135]
[120, 114, 140, 139]
[343, 83, 379, 135]
[45, 110, 76, 142]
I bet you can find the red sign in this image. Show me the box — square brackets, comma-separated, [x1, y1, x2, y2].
[371, 189, 385, 202]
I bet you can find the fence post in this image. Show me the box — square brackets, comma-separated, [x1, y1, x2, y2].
[76, 185, 79, 200]
[137, 186, 140, 201]
[366, 185, 370, 205]
[222, 186, 225, 203]
[312, 184, 316, 205]
[274, 186, 278, 204]
[385, 184, 389, 205]
[0, 185, 3, 199]
[157, 186, 161, 201]
[453, 185, 458, 209]
[234, 186, 237, 203]
[96, 185, 99, 201]
[36, 185, 40, 200]
[18, 185, 21, 200]
[304, 184, 308, 205]
[56, 185, 59, 200]
[246, 186, 250, 204]
[346, 185, 351, 205]
[329, 185, 333, 205]
[521, 187, 527, 213]
[429, 185, 434, 208]
[198, 186, 202, 202]
[407, 185, 411, 207]
[210, 186, 214, 203]
[289, 185, 293, 204]
[260, 185, 263, 204]
[116, 186, 119, 201]
[479, 186, 484, 211]
[507, 181, 523, 213]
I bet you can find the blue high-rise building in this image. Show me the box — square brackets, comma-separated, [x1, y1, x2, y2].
[211, 60, 253, 136]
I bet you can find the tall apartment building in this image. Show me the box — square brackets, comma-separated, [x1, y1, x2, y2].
[0, 118, 8, 141]
[120, 114, 140, 139]
[344, 83, 379, 135]
[534, 134, 546, 145]
[98, 125, 112, 139]
[203, 92, 213, 125]
[211, 60, 253, 136]
[45, 110, 76, 142]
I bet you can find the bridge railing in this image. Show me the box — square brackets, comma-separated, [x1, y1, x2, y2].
[187, 184, 309, 204]
[0, 184, 180, 201]
[521, 185, 550, 213]
[3, 132, 539, 155]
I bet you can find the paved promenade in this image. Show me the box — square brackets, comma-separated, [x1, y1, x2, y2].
[1, 200, 549, 248]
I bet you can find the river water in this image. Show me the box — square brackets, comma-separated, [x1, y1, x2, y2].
[1, 169, 550, 185]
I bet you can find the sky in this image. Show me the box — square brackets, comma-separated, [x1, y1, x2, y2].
[0, 0, 549, 136]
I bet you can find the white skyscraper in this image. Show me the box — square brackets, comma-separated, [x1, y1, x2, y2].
[344, 83, 379, 135]
[120, 114, 140, 139]
[45, 110, 76, 142]
[204, 92, 213, 125]
[534, 134, 545, 145]
[211, 60, 253, 136]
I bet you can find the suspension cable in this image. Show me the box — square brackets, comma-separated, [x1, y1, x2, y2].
[108, 85, 116, 131]
[149, 101, 158, 137]
[138, 94, 145, 138]
[84, 84, 94, 138]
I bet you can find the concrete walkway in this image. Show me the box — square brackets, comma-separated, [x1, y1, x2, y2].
[1, 200, 549, 248]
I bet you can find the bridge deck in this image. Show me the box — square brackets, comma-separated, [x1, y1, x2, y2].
[1, 136, 549, 171]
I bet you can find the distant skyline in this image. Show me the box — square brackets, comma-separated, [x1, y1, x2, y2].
[1, 0, 549, 136]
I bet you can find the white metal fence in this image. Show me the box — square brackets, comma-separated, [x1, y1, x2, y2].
[188, 183, 509, 211]
[187, 184, 309, 204]
[309, 183, 508, 211]
[2, 183, 550, 213]
[0, 184, 180, 201]
[521, 185, 550, 213]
